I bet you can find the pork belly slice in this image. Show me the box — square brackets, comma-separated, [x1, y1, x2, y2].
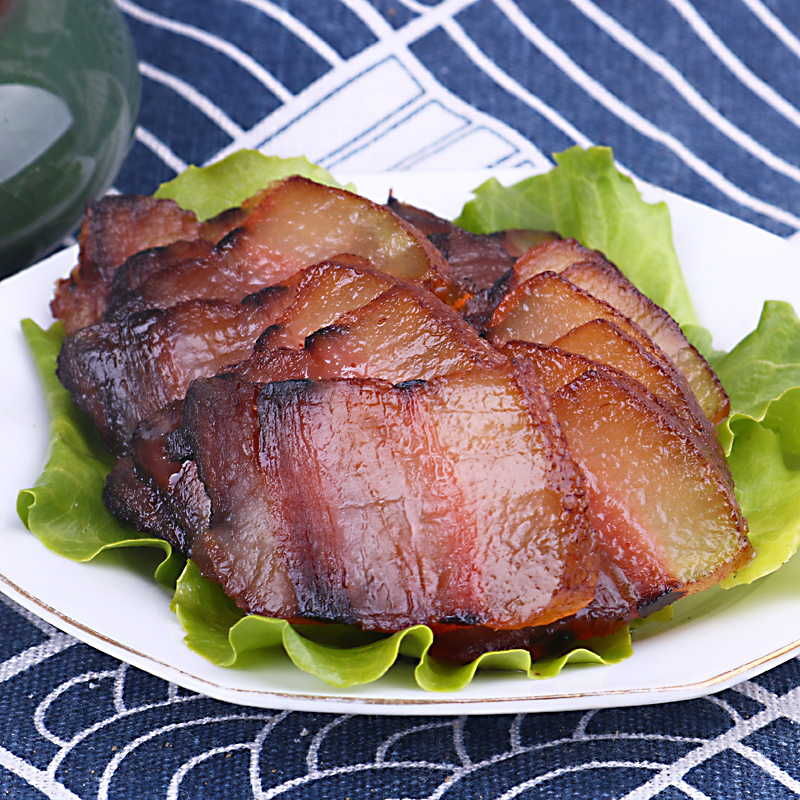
[493, 274, 728, 460]
[178, 365, 595, 631]
[170, 376, 299, 619]
[427, 565, 637, 663]
[112, 278, 503, 557]
[105, 177, 468, 320]
[551, 369, 751, 604]
[129, 402, 211, 544]
[541, 319, 724, 465]
[103, 456, 190, 552]
[485, 271, 676, 377]
[507, 238, 728, 423]
[105, 239, 216, 308]
[387, 196, 558, 262]
[51, 195, 246, 333]
[504, 340, 731, 489]
[58, 289, 293, 454]
[279, 283, 506, 382]
[234, 271, 505, 384]
[387, 196, 558, 324]
[561, 258, 729, 423]
[111, 276, 502, 553]
[510, 238, 606, 288]
[504, 333, 698, 434]
[254, 255, 396, 350]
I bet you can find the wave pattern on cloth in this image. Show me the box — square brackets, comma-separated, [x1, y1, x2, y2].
[3, 593, 800, 798]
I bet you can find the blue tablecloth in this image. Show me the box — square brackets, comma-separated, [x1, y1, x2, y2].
[3, 1, 800, 797]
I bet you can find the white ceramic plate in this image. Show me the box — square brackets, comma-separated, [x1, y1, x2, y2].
[1, 170, 799, 716]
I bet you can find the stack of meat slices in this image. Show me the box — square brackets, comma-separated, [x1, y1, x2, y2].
[53, 177, 753, 664]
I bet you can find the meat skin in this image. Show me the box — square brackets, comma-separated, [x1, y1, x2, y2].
[57, 291, 293, 454]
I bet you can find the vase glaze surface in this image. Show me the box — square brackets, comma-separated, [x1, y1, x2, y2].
[0, 0, 140, 276]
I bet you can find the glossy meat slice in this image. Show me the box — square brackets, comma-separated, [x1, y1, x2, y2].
[51, 195, 246, 333]
[545, 319, 723, 462]
[103, 455, 189, 551]
[179, 365, 596, 630]
[128, 402, 211, 547]
[388, 196, 558, 323]
[561, 259, 729, 423]
[105, 177, 468, 319]
[237, 282, 506, 385]
[508, 238, 604, 290]
[504, 334, 694, 425]
[387, 196, 558, 262]
[503, 340, 730, 486]
[427, 565, 637, 663]
[551, 369, 751, 603]
[506, 237, 728, 423]
[485, 271, 676, 379]
[302, 284, 505, 381]
[254, 255, 395, 350]
[105, 239, 216, 308]
[114, 274, 505, 557]
[58, 289, 293, 454]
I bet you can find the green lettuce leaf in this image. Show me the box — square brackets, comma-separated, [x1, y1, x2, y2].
[154, 150, 347, 221]
[172, 560, 631, 690]
[17, 320, 183, 587]
[456, 145, 698, 328]
[712, 302, 800, 455]
[708, 302, 800, 586]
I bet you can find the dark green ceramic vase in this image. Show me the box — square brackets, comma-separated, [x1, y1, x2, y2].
[0, 0, 140, 276]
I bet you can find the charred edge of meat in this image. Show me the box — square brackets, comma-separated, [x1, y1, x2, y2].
[637, 590, 685, 618]
[103, 456, 190, 552]
[241, 284, 292, 307]
[386, 195, 454, 236]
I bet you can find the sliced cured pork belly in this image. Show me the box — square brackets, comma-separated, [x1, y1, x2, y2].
[300, 284, 505, 381]
[550, 369, 751, 601]
[178, 365, 596, 631]
[51, 179, 751, 667]
[51, 195, 246, 333]
[488, 271, 727, 473]
[561, 259, 729, 423]
[535, 320, 723, 463]
[109, 271, 505, 558]
[509, 341, 748, 598]
[485, 270, 674, 374]
[427, 565, 637, 664]
[510, 238, 607, 288]
[129, 402, 210, 546]
[238, 282, 506, 385]
[387, 196, 558, 324]
[253, 255, 395, 350]
[508, 238, 728, 423]
[104, 177, 468, 320]
[103, 456, 190, 552]
[427, 351, 750, 661]
[504, 335, 703, 440]
[504, 341, 730, 489]
[57, 288, 293, 454]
